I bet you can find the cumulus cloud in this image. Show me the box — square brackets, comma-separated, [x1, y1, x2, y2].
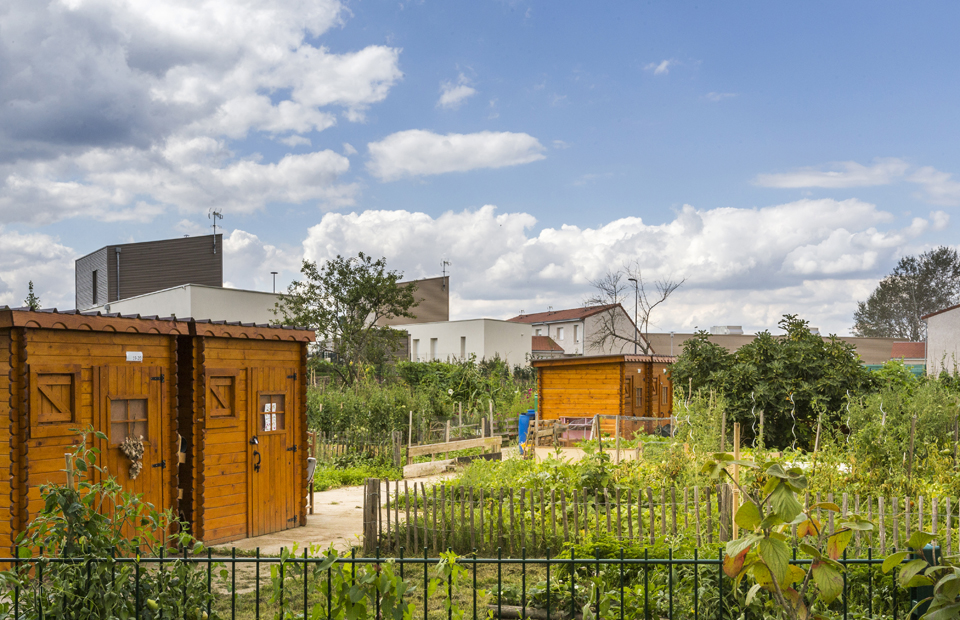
[754, 158, 910, 189]
[223, 229, 301, 291]
[0, 0, 400, 223]
[437, 73, 477, 109]
[0, 228, 76, 309]
[366, 130, 546, 181]
[299, 199, 930, 334]
[706, 92, 737, 102]
[644, 59, 676, 75]
[0, 138, 356, 224]
[909, 166, 960, 206]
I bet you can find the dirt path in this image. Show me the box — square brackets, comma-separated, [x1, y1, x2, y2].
[226, 472, 453, 556]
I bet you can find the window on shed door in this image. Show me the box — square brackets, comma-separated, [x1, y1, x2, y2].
[258, 393, 286, 432]
[110, 398, 148, 445]
[635, 387, 643, 408]
[662, 385, 670, 405]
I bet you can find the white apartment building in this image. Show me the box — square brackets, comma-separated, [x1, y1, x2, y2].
[396, 318, 532, 367]
[507, 304, 646, 356]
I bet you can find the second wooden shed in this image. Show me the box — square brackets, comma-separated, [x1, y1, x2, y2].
[0, 307, 314, 550]
[532, 354, 676, 437]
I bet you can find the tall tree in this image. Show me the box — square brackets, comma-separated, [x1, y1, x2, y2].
[275, 253, 418, 383]
[584, 261, 684, 354]
[23, 281, 41, 310]
[853, 246, 960, 341]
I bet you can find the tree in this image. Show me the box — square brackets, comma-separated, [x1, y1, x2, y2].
[23, 280, 41, 310]
[853, 246, 960, 341]
[670, 315, 867, 450]
[584, 261, 684, 354]
[275, 253, 418, 384]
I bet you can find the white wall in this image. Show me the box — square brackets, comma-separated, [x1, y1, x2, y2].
[927, 308, 960, 375]
[533, 320, 585, 355]
[89, 284, 283, 324]
[400, 319, 531, 366]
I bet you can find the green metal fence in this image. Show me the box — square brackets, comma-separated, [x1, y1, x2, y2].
[0, 546, 911, 619]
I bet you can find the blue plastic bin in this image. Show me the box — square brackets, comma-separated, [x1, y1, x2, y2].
[518, 410, 536, 454]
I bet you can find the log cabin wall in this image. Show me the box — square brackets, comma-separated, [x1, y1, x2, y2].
[0, 308, 313, 551]
[532, 354, 677, 439]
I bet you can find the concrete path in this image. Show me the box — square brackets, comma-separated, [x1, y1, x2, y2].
[225, 472, 454, 556]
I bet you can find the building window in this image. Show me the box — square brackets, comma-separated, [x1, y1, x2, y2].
[110, 398, 148, 445]
[92, 270, 99, 305]
[412, 339, 419, 360]
[460, 336, 466, 359]
[662, 386, 669, 405]
[535, 328, 542, 336]
[430, 338, 438, 360]
[557, 327, 564, 341]
[574, 324, 580, 343]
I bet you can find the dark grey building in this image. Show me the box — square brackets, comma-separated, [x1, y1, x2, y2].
[75, 235, 223, 310]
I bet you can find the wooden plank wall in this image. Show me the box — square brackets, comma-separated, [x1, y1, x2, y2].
[198, 338, 303, 545]
[0, 329, 14, 553]
[20, 330, 178, 524]
[539, 362, 621, 422]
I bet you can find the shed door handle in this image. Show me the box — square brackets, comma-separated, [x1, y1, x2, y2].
[253, 450, 261, 473]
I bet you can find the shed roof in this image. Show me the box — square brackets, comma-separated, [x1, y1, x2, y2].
[531, 353, 676, 368]
[891, 341, 926, 359]
[532, 335, 564, 352]
[0, 307, 315, 342]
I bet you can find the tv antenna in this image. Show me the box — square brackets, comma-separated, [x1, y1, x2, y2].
[441, 259, 451, 290]
[208, 209, 223, 253]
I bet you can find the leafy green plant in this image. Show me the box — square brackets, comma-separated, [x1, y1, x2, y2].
[702, 452, 873, 620]
[0, 428, 218, 620]
[882, 530, 960, 619]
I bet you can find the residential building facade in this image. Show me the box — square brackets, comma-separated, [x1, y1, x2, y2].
[924, 304, 960, 375]
[398, 318, 531, 366]
[507, 304, 645, 356]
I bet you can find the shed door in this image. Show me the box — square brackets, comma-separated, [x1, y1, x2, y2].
[248, 367, 298, 537]
[95, 366, 166, 512]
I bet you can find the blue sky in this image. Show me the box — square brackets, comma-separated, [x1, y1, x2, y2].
[2, 0, 959, 335]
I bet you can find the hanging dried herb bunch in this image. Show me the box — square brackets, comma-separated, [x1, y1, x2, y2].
[119, 435, 145, 479]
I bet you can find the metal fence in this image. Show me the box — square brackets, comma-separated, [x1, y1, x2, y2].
[0, 546, 913, 620]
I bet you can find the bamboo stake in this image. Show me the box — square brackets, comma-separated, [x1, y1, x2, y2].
[573, 489, 580, 544]
[470, 487, 476, 551]
[648, 487, 655, 545]
[671, 486, 677, 536]
[694, 486, 702, 546]
[510, 488, 516, 554]
[627, 489, 634, 540]
[561, 490, 569, 544]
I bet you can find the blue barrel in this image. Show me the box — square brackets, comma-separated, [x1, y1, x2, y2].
[518, 410, 535, 454]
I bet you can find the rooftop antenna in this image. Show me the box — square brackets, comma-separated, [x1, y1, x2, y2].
[441, 259, 451, 290]
[271, 271, 278, 294]
[208, 209, 223, 254]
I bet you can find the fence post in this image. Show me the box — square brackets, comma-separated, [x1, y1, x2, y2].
[363, 478, 379, 555]
[407, 411, 414, 465]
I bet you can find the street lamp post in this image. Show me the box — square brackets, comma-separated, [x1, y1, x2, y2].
[627, 277, 639, 354]
[271, 271, 278, 294]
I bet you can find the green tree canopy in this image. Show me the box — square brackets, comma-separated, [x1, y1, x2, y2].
[853, 246, 960, 341]
[23, 280, 40, 310]
[670, 315, 867, 450]
[275, 252, 418, 383]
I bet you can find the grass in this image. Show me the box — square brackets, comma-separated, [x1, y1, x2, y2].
[313, 462, 403, 492]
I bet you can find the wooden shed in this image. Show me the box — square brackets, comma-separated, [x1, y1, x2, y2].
[0, 307, 314, 551]
[532, 354, 677, 437]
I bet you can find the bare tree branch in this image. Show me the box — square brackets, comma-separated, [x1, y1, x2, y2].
[585, 261, 685, 355]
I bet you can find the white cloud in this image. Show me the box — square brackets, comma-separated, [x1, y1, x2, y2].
[0, 138, 356, 224]
[342, 143, 358, 156]
[366, 130, 546, 181]
[0, 0, 401, 224]
[552, 140, 570, 149]
[644, 59, 676, 75]
[706, 92, 737, 102]
[299, 198, 930, 334]
[437, 73, 477, 109]
[0, 228, 75, 309]
[909, 166, 960, 206]
[223, 229, 301, 291]
[754, 158, 910, 189]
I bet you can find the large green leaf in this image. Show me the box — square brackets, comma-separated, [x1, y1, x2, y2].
[881, 551, 909, 574]
[898, 558, 932, 589]
[727, 533, 763, 558]
[759, 538, 790, 584]
[811, 561, 844, 604]
[735, 502, 763, 531]
[771, 482, 803, 522]
[906, 531, 937, 551]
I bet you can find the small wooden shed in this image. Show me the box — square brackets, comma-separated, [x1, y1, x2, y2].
[532, 354, 677, 437]
[0, 307, 314, 550]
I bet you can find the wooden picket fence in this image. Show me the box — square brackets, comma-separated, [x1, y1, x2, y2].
[364, 479, 960, 558]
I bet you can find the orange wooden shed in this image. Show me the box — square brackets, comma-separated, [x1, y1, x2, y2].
[0, 307, 314, 550]
[532, 354, 676, 436]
